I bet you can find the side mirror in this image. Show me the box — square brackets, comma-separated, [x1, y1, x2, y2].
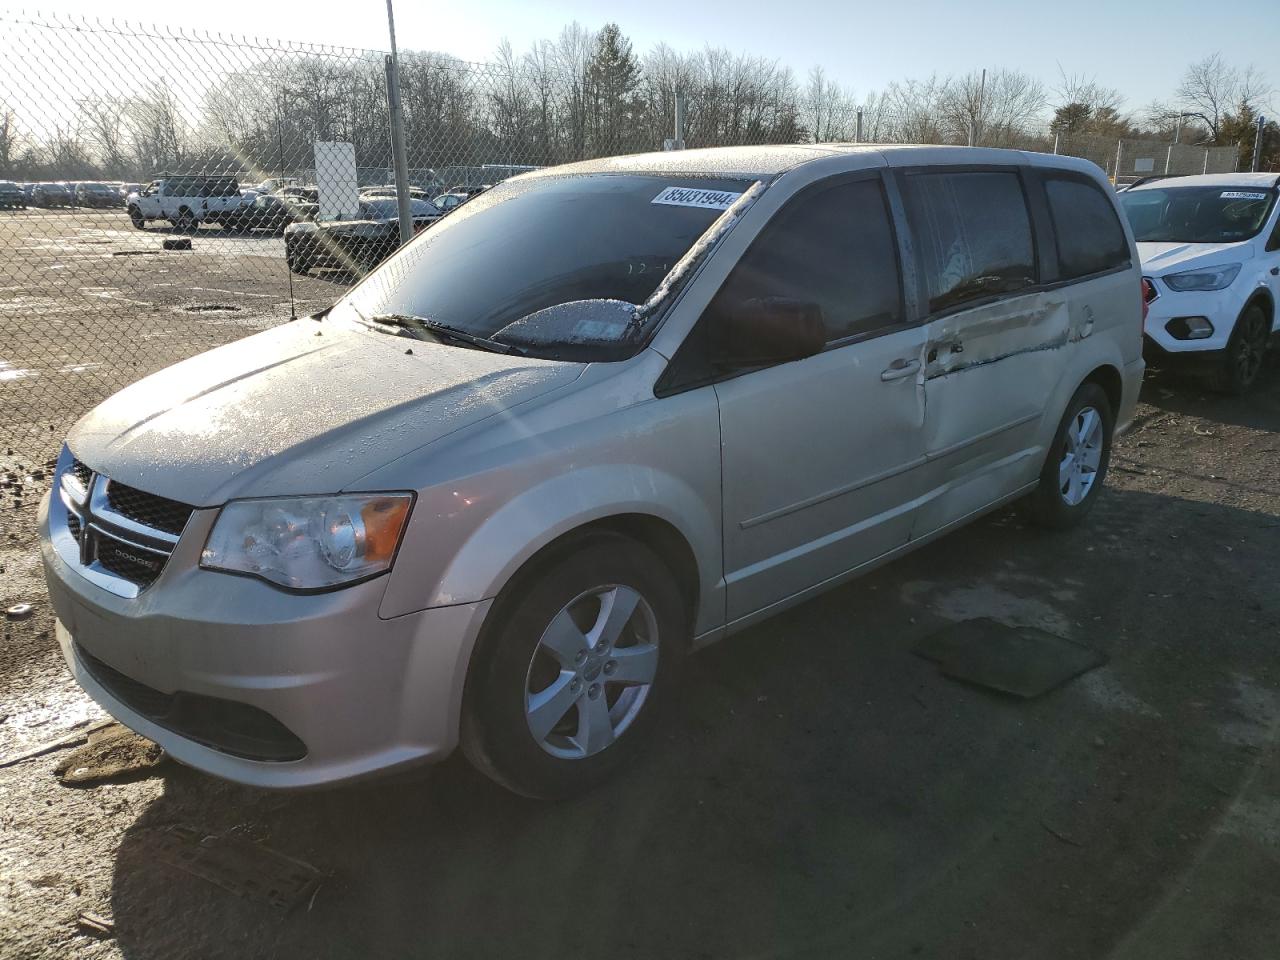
[711, 297, 827, 368]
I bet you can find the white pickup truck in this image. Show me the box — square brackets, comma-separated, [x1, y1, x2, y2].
[126, 175, 249, 232]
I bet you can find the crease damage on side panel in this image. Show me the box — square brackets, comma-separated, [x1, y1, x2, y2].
[923, 296, 1080, 379]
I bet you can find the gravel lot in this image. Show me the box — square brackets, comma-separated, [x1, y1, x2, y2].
[2, 208, 1279, 960]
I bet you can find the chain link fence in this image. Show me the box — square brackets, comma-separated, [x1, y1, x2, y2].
[0, 11, 1248, 472]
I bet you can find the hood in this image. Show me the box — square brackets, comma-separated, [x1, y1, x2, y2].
[68, 320, 584, 506]
[1137, 240, 1254, 274]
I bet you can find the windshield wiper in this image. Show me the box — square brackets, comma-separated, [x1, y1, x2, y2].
[366, 312, 523, 355]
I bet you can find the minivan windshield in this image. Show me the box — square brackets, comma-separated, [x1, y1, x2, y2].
[1119, 185, 1277, 244]
[333, 173, 755, 360]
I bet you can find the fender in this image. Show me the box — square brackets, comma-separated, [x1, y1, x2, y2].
[1034, 327, 1129, 458]
[379, 462, 724, 634]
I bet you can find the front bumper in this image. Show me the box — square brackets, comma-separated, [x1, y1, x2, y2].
[40, 492, 491, 788]
[1142, 284, 1237, 355]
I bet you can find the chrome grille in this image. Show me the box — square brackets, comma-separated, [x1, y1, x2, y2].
[55, 452, 193, 597]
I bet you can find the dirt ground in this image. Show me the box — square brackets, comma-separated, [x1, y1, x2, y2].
[2, 207, 1280, 959]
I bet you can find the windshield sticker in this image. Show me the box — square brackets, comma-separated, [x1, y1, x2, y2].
[1220, 191, 1268, 200]
[652, 186, 743, 210]
[573, 316, 631, 340]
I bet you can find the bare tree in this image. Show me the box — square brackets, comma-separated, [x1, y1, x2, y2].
[125, 82, 189, 172]
[1153, 54, 1272, 143]
[0, 109, 22, 176]
[941, 69, 1047, 146]
[803, 66, 856, 142]
[79, 97, 129, 175]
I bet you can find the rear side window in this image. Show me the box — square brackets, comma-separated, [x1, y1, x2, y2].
[1045, 176, 1130, 279]
[902, 170, 1037, 313]
[711, 178, 903, 342]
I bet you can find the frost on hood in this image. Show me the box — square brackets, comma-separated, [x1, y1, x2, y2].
[629, 179, 766, 331]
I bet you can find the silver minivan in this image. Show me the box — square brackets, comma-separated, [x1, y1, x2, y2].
[40, 145, 1145, 797]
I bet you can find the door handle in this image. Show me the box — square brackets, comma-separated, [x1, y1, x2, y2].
[881, 358, 921, 381]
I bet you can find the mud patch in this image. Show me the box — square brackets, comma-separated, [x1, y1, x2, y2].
[901, 579, 1073, 635]
[53, 722, 165, 785]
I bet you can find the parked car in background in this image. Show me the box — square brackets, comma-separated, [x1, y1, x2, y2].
[42, 145, 1142, 799]
[256, 177, 299, 195]
[0, 180, 26, 209]
[432, 192, 470, 213]
[127, 175, 250, 232]
[242, 189, 318, 234]
[284, 196, 440, 273]
[1119, 172, 1280, 394]
[360, 185, 429, 201]
[31, 182, 73, 207]
[118, 182, 141, 200]
[74, 181, 123, 208]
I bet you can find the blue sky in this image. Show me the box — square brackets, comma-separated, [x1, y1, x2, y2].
[41, 0, 1279, 115]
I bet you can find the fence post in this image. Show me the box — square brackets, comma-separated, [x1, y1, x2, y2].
[856, 108, 864, 144]
[674, 92, 686, 150]
[1204, 148, 1210, 175]
[1164, 144, 1172, 174]
[1252, 115, 1266, 172]
[1052, 132, 1059, 155]
[384, 55, 413, 244]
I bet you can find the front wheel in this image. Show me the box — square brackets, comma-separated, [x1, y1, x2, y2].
[128, 206, 145, 229]
[461, 534, 685, 799]
[1211, 304, 1270, 396]
[1027, 382, 1113, 529]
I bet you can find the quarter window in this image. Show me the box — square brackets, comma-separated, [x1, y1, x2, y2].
[709, 178, 903, 343]
[902, 171, 1037, 313]
[1045, 175, 1130, 279]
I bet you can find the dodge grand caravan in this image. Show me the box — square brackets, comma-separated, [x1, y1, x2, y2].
[41, 145, 1144, 798]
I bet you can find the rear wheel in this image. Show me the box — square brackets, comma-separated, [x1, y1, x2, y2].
[1211, 304, 1269, 395]
[1028, 382, 1113, 530]
[284, 238, 311, 275]
[172, 208, 198, 234]
[461, 534, 685, 799]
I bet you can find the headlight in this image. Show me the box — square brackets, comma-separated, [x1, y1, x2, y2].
[201, 494, 413, 590]
[1162, 263, 1241, 291]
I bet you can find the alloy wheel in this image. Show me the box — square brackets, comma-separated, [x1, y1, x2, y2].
[1059, 405, 1104, 506]
[524, 584, 659, 760]
[1234, 313, 1268, 388]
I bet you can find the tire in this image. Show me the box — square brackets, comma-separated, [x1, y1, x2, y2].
[1027, 381, 1113, 530]
[1211, 304, 1269, 396]
[461, 534, 686, 799]
[284, 239, 311, 275]
[128, 206, 145, 230]
[173, 208, 198, 234]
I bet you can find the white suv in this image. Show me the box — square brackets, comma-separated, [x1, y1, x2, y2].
[126, 175, 249, 233]
[1120, 173, 1280, 393]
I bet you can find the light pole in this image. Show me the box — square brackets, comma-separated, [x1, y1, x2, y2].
[385, 0, 413, 246]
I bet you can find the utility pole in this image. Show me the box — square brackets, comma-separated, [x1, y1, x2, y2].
[385, 0, 413, 246]
[1252, 114, 1266, 172]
